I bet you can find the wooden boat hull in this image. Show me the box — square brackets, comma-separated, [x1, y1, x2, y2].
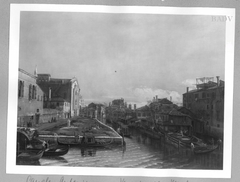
[193, 145, 218, 154]
[165, 133, 206, 148]
[43, 145, 69, 157]
[17, 149, 44, 161]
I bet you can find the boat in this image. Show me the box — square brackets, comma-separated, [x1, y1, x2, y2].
[137, 126, 164, 139]
[17, 127, 47, 150]
[116, 123, 131, 137]
[17, 149, 44, 161]
[193, 145, 218, 154]
[43, 144, 69, 157]
[165, 132, 206, 148]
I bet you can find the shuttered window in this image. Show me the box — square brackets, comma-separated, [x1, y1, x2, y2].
[29, 84, 32, 100]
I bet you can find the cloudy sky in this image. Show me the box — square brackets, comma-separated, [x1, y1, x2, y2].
[19, 11, 225, 107]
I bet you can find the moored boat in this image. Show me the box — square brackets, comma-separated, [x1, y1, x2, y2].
[43, 144, 69, 157]
[165, 132, 206, 148]
[17, 149, 44, 161]
[193, 145, 218, 154]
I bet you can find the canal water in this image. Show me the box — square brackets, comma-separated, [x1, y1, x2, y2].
[18, 128, 223, 169]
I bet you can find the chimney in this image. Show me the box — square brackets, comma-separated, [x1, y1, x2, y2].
[134, 104, 136, 110]
[156, 95, 158, 101]
[216, 76, 220, 86]
[187, 87, 189, 93]
[34, 65, 37, 77]
[170, 96, 172, 102]
[129, 104, 132, 110]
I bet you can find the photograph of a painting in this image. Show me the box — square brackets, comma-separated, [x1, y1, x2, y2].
[7, 4, 234, 178]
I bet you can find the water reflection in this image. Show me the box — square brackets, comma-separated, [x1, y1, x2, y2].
[17, 159, 40, 166]
[17, 127, 223, 169]
[80, 147, 96, 157]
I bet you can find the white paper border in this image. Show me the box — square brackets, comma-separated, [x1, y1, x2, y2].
[6, 4, 235, 178]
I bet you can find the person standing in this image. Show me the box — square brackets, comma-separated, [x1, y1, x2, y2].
[191, 142, 195, 152]
[67, 119, 71, 127]
[27, 116, 33, 127]
[217, 139, 222, 150]
[35, 109, 40, 126]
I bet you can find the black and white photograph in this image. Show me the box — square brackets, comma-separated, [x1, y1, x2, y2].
[6, 4, 235, 178]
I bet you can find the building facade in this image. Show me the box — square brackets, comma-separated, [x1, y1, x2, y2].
[18, 69, 44, 126]
[37, 74, 81, 118]
[182, 76, 224, 138]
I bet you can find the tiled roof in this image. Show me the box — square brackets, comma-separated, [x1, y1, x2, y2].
[136, 105, 150, 111]
[169, 109, 186, 116]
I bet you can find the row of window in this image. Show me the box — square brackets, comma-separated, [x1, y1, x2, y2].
[184, 92, 215, 102]
[137, 112, 151, 117]
[184, 90, 224, 102]
[18, 80, 43, 101]
[155, 114, 168, 121]
[29, 84, 37, 100]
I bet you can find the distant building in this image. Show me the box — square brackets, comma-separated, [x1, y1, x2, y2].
[136, 105, 151, 120]
[147, 97, 192, 134]
[45, 97, 71, 119]
[17, 68, 44, 126]
[182, 76, 224, 138]
[159, 109, 192, 135]
[178, 107, 204, 136]
[37, 74, 80, 118]
[87, 103, 106, 122]
[111, 98, 125, 109]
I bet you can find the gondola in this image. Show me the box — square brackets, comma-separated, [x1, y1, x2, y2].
[43, 144, 69, 157]
[193, 145, 218, 154]
[17, 149, 44, 161]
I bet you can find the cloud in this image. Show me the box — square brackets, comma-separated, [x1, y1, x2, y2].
[181, 79, 196, 89]
[128, 86, 182, 105]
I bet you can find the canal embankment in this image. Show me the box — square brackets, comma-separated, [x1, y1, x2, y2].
[36, 116, 122, 140]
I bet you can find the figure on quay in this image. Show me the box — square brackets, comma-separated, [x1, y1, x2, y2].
[27, 116, 34, 127]
[190, 142, 195, 152]
[217, 138, 223, 150]
[35, 109, 40, 126]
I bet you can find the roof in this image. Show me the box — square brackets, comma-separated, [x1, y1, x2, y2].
[168, 109, 186, 116]
[183, 80, 224, 95]
[157, 98, 173, 104]
[136, 105, 150, 111]
[19, 68, 37, 79]
[37, 82, 71, 101]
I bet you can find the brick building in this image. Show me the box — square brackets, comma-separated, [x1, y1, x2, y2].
[182, 76, 224, 138]
[37, 74, 80, 118]
[148, 97, 192, 135]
